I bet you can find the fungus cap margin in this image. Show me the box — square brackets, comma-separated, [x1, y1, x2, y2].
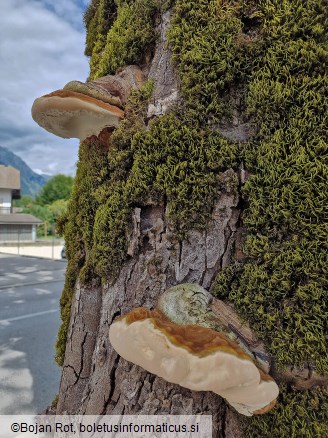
[31, 89, 124, 141]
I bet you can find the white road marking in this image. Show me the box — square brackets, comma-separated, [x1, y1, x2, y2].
[0, 278, 64, 289]
[0, 309, 58, 324]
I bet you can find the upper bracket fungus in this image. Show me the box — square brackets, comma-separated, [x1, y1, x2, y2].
[109, 303, 279, 416]
[31, 65, 145, 142]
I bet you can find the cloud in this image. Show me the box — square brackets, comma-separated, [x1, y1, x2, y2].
[33, 0, 88, 30]
[0, 0, 89, 175]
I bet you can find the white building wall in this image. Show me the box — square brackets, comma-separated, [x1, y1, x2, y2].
[32, 225, 37, 241]
[0, 188, 12, 212]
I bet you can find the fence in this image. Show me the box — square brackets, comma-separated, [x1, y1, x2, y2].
[0, 235, 66, 260]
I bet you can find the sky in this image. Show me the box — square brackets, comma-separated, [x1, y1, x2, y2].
[0, 0, 90, 176]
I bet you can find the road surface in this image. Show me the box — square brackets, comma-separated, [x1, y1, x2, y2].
[0, 254, 66, 414]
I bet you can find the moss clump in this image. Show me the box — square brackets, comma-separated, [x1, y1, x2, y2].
[87, 82, 239, 278]
[168, 0, 240, 120]
[51, 394, 59, 409]
[84, 0, 117, 62]
[241, 385, 328, 438]
[55, 140, 110, 365]
[164, 0, 327, 433]
[211, 0, 328, 376]
[87, 0, 162, 79]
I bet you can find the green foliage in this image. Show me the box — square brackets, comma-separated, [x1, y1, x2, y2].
[48, 199, 69, 221]
[15, 198, 54, 237]
[241, 385, 328, 438]
[14, 175, 73, 236]
[13, 195, 35, 208]
[37, 174, 74, 206]
[22, 204, 54, 224]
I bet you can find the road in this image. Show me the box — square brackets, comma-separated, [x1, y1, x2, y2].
[0, 254, 66, 414]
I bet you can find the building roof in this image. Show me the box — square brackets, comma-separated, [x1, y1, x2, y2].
[0, 165, 20, 190]
[0, 214, 43, 224]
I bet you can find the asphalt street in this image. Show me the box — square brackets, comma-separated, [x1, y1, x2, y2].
[0, 254, 66, 414]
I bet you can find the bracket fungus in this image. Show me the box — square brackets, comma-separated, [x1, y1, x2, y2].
[157, 283, 271, 372]
[31, 65, 144, 142]
[109, 306, 279, 416]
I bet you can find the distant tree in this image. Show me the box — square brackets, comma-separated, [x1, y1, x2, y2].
[48, 199, 69, 220]
[13, 195, 35, 208]
[19, 204, 54, 237]
[37, 174, 74, 205]
[13, 178, 72, 236]
[22, 204, 54, 224]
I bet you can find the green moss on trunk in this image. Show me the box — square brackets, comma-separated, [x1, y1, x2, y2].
[242, 385, 328, 438]
[55, 140, 109, 365]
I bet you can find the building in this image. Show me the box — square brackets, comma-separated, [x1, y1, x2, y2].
[0, 164, 20, 213]
[0, 165, 42, 242]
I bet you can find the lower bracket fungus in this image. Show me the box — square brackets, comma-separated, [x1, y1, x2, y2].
[31, 65, 145, 142]
[109, 305, 279, 416]
[157, 283, 271, 372]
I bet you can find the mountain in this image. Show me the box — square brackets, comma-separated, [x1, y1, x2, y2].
[0, 146, 49, 197]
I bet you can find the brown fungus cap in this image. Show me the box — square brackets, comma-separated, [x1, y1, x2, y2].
[109, 308, 279, 415]
[63, 65, 145, 108]
[121, 308, 251, 359]
[31, 89, 124, 141]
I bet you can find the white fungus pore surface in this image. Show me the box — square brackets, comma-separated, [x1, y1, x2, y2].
[109, 317, 280, 416]
[109, 318, 261, 394]
[32, 95, 124, 140]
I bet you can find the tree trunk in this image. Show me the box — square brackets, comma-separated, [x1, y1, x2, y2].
[54, 3, 328, 437]
[56, 182, 242, 437]
[55, 12, 244, 436]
